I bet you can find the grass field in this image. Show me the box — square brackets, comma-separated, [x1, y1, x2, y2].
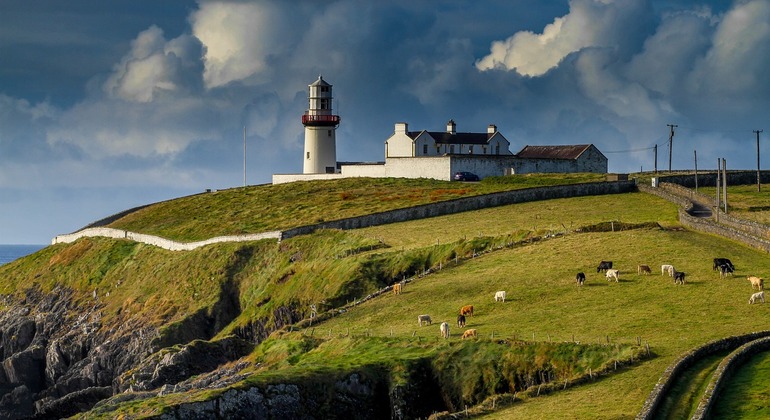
[311, 195, 770, 418]
[712, 350, 770, 418]
[699, 184, 770, 225]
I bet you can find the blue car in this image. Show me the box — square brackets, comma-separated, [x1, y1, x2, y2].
[454, 171, 479, 181]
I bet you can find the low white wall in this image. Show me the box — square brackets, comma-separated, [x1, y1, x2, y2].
[384, 157, 453, 180]
[52, 227, 282, 251]
[272, 173, 344, 185]
[341, 164, 387, 177]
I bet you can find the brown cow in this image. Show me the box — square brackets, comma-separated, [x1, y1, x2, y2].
[748, 276, 764, 291]
[460, 305, 474, 317]
[393, 283, 402, 295]
[638, 265, 651, 275]
[462, 329, 478, 339]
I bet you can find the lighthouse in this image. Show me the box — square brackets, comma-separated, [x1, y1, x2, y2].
[302, 75, 340, 174]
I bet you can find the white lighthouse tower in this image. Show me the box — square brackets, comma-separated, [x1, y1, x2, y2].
[302, 75, 340, 174]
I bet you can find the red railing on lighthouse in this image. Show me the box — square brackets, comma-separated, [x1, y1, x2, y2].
[302, 114, 340, 126]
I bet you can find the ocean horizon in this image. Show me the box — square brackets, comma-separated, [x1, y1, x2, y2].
[0, 244, 46, 266]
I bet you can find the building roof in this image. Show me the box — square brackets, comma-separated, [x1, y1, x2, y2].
[515, 144, 599, 160]
[407, 131, 495, 145]
[309, 75, 331, 87]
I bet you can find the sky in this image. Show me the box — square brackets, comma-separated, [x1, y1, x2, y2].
[1, 0, 769, 244]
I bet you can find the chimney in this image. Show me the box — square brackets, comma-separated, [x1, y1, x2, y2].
[446, 119, 456, 134]
[395, 122, 408, 134]
[487, 124, 497, 134]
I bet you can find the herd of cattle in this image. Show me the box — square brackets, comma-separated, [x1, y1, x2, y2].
[400, 257, 766, 339]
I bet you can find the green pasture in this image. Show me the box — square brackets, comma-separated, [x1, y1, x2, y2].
[699, 184, 770, 225]
[316, 225, 770, 418]
[712, 350, 770, 419]
[105, 174, 605, 242]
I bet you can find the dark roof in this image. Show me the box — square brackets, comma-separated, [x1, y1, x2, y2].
[407, 131, 494, 145]
[515, 144, 594, 160]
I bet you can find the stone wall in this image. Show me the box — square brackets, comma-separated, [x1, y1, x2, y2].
[636, 330, 770, 420]
[691, 336, 770, 419]
[52, 228, 282, 250]
[281, 180, 637, 240]
[654, 170, 770, 188]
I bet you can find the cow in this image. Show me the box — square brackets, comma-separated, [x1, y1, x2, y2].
[606, 269, 619, 282]
[674, 271, 686, 285]
[748, 276, 764, 291]
[661, 264, 675, 277]
[576, 272, 586, 286]
[494, 291, 506, 302]
[637, 265, 652, 275]
[719, 264, 734, 278]
[457, 314, 466, 328]
[462, 329, 478, 339]
[597, 261, 613, 273]
[393, 283, 402, 295]
[750, 291, 765, 304]
[460, 305, 474, 317]
[713, 258, 735, 272]
[418, 314, 432, 326]
[440, 322, 450, 339]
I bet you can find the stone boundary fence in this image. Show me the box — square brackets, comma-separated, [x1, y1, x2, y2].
[691, 335, 770, 419]
[636, 330, 770, 419]
[52, 180, 637, 250]
[638, 183, 770, 253]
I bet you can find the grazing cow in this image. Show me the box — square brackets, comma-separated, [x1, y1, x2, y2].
[713, 258, 735, 272]
[637, 265, 652, 275]
[462, 329, 478, 339]
[440, 322, 450, 339]
[460, 305, 474, 317]
[605, 269, 620, 282]
[719, 264, 734, 278]
[748, 276, 764, 291]
[750, 291, 765, 304]
[674, 271, 686, 285]
[418, 314, 432, 326]
[597, 261, 613, 273]
[576, 272, 586, 286]
[393, 283, 402, 295]
[457, 314, 466, 328]
[661, 264, 675, 277]
[494, 291, 506, 302]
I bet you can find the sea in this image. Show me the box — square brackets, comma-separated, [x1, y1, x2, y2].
[0, 244, 46, 266]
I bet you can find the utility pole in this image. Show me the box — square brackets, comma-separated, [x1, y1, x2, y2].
[243, 126, 247, 187]
[715, 158, 720, 222]
[654, 144, 658, 173]
[755, 129, 763, 192]
[694, 150, 698, 192]
[722, 158, 728, 214]
[667, 124, 678, 172]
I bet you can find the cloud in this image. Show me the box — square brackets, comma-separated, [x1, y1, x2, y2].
[475, 0, 654, 77]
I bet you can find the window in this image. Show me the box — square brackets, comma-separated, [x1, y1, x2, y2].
[469, 146, 474, 154]
[450, 145, 455, 154]
[495, 144, 500, 155]
[483, 146, 487, 154]
[423, 144, 428, 155]
[306, 152, 310, 159]
[328, 130, 332, 136]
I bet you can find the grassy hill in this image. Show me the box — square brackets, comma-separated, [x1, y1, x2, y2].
[4, 175, 770, 418]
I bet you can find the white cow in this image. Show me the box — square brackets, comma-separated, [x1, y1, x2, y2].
[606, 269, 620, 282]
[750, 291, 765, 304]
[661, 264, 675, 277]
[440, 322, 450, 339]
[494, 291, 506, 302]
[418, 314, 432, 326]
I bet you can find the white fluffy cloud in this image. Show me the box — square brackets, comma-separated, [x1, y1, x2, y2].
[475, 0, 652, 76]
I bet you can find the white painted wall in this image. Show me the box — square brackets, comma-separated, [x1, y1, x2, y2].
[303, 126, 337, 174]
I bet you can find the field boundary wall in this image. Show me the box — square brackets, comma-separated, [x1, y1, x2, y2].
[52, 180, 636, 250]
[636, 330, 770, 419]
[691, 335, 770, 419]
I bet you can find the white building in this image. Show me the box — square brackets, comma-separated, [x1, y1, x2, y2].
[385, 120, 512, 158]
[302, 76, 340, 174]
[272, 76, 609, 185]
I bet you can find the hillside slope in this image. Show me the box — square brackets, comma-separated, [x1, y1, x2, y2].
[2, 177, 767, 418]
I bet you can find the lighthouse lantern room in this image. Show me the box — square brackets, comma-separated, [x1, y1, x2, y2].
[302, 75, 340, 174]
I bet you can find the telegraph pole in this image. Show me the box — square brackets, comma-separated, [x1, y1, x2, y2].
[667, 124, 678, 172]
[654, 144, 658, 173]
[755, 129, 763, 192]
[243, 126, 247, 187]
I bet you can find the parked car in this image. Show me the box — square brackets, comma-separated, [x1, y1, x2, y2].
[454, 171, 479, 181]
